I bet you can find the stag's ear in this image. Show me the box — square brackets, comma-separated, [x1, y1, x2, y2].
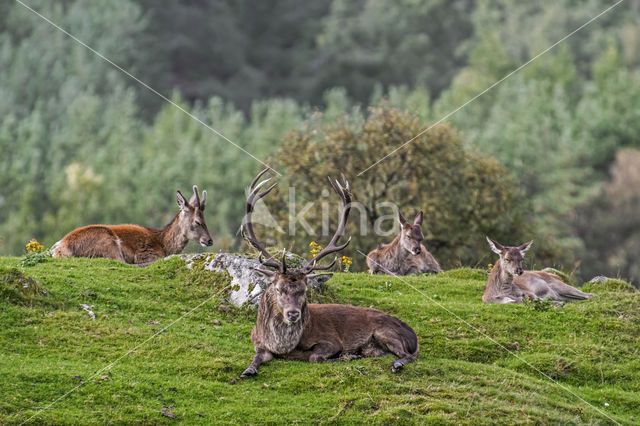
[306, 273, 333, 281]
[250, 267, 276, 278]
[486, 236, 504, 255]
[176, 190, 190, 212]
[518, 240, 533, 255]
[398, 211, 408, 226]
[413, 211, 423, 227]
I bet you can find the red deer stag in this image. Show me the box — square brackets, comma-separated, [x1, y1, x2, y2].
[367, 211, 441, 275]
[483, 237, 594, 304]
[51, 186, 213, 266]
[240, 169, 419, 377]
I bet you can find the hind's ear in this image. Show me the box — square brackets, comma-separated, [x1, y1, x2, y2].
[486, 236, 504, 255]
[413, 211, 423, 227]
[518, 240, 533, 254]
[398, 211, 408, 227]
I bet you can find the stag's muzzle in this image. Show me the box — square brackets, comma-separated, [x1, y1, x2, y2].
[285, 310, 301, 324]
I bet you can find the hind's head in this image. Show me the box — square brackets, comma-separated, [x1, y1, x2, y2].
[176, 186, 213, 247]
[399, 211, 425, 256]
[486, 236, 532, 276]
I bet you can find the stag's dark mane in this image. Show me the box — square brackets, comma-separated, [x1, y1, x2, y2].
[255, 284, 309, 355]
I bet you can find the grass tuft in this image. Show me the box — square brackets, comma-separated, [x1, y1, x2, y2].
[582, 278, 637, 293]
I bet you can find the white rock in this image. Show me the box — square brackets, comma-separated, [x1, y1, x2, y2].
[180, 253, 332, 307]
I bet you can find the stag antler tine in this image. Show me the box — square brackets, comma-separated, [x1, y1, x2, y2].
[257, 182, 278, 200]
[302, 175, 352, 274]
[251, 177, 272, 194]
[244, 170, 283, 271]
[250, 168, 271, 190]
[308, 257, 337, 271]
[281, 249, 287, 273]
[247, 182, 277, 213]
[191, 185, 201, 207]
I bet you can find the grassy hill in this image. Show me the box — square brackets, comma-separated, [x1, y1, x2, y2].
[1, 256, 638, 424]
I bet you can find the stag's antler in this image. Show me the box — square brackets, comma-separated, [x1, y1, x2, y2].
[243, 169, 352, 275]
[242, 169, 285, 272]
[300, 174, 352, 274]
[189, 185, 207, 210]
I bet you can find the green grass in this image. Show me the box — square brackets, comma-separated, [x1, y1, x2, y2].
[1, 258, 639, 424]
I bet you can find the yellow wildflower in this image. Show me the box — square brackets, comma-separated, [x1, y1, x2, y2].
[26, 239, 44, 253]
[309, 241, 323, 257]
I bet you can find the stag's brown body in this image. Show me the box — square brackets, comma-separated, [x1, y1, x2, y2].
[51, 186, 213, 266]
[367, 211, 441, 275]
[240, 169, 419, 377]
[483, 237, 593, 304]
[246, 284, 419, 372]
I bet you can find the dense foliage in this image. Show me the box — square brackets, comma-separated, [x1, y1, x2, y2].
[1, 0, 639, 283]
[267, 105, 538, 270]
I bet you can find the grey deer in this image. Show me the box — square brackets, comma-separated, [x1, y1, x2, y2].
[483, 237, 594, 304]
[240, 169, 419, 378]
[367, 211, 441, 275]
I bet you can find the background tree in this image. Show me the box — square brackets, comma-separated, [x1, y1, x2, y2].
[265, 104, 542, 271]
[577, 150, 640, 285]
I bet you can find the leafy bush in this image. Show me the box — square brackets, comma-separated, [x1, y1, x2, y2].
[266, 104, 533, 270]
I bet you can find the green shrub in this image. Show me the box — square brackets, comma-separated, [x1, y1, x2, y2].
[268, 104, 532, 271]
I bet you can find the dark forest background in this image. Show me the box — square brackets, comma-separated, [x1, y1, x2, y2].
[1, 0, 639, 284]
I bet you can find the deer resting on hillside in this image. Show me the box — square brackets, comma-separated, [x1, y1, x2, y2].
[483, 237, 594, 304]
[366, 211, 441, 275]
[240, 169, 419, 378]
[51, 186, 213, 266]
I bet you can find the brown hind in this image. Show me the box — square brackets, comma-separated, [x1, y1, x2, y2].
[51, 186, 213, 266]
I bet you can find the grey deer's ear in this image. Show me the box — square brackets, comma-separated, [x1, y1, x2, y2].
[413, 211, 423, 227]
[518, 240, 533, 255]
[398, 211, 408, 227]
[176, 190, 191, 212]
[486, 236, 504, 255]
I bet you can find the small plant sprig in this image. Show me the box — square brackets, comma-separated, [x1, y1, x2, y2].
[522, 297, 555, 311]
[21, 238, 49, 267]
[339, 255, 353, 272]
[309, 241, 323, 258]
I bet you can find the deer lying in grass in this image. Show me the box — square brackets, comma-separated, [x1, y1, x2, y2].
[51, 186, 213, 266]
[240, 169, 419, 378]
[366, 211, 441, 275]
[483, 237, 594, 304]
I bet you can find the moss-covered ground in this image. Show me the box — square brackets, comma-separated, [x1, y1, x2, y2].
[1, 256, 638, 424]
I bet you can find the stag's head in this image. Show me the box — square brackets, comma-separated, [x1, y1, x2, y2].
[399, 211, 425, 256]
[486, 236, 533, 276]
[176, 186, 213, 247]
[243, 169, 352, 325]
